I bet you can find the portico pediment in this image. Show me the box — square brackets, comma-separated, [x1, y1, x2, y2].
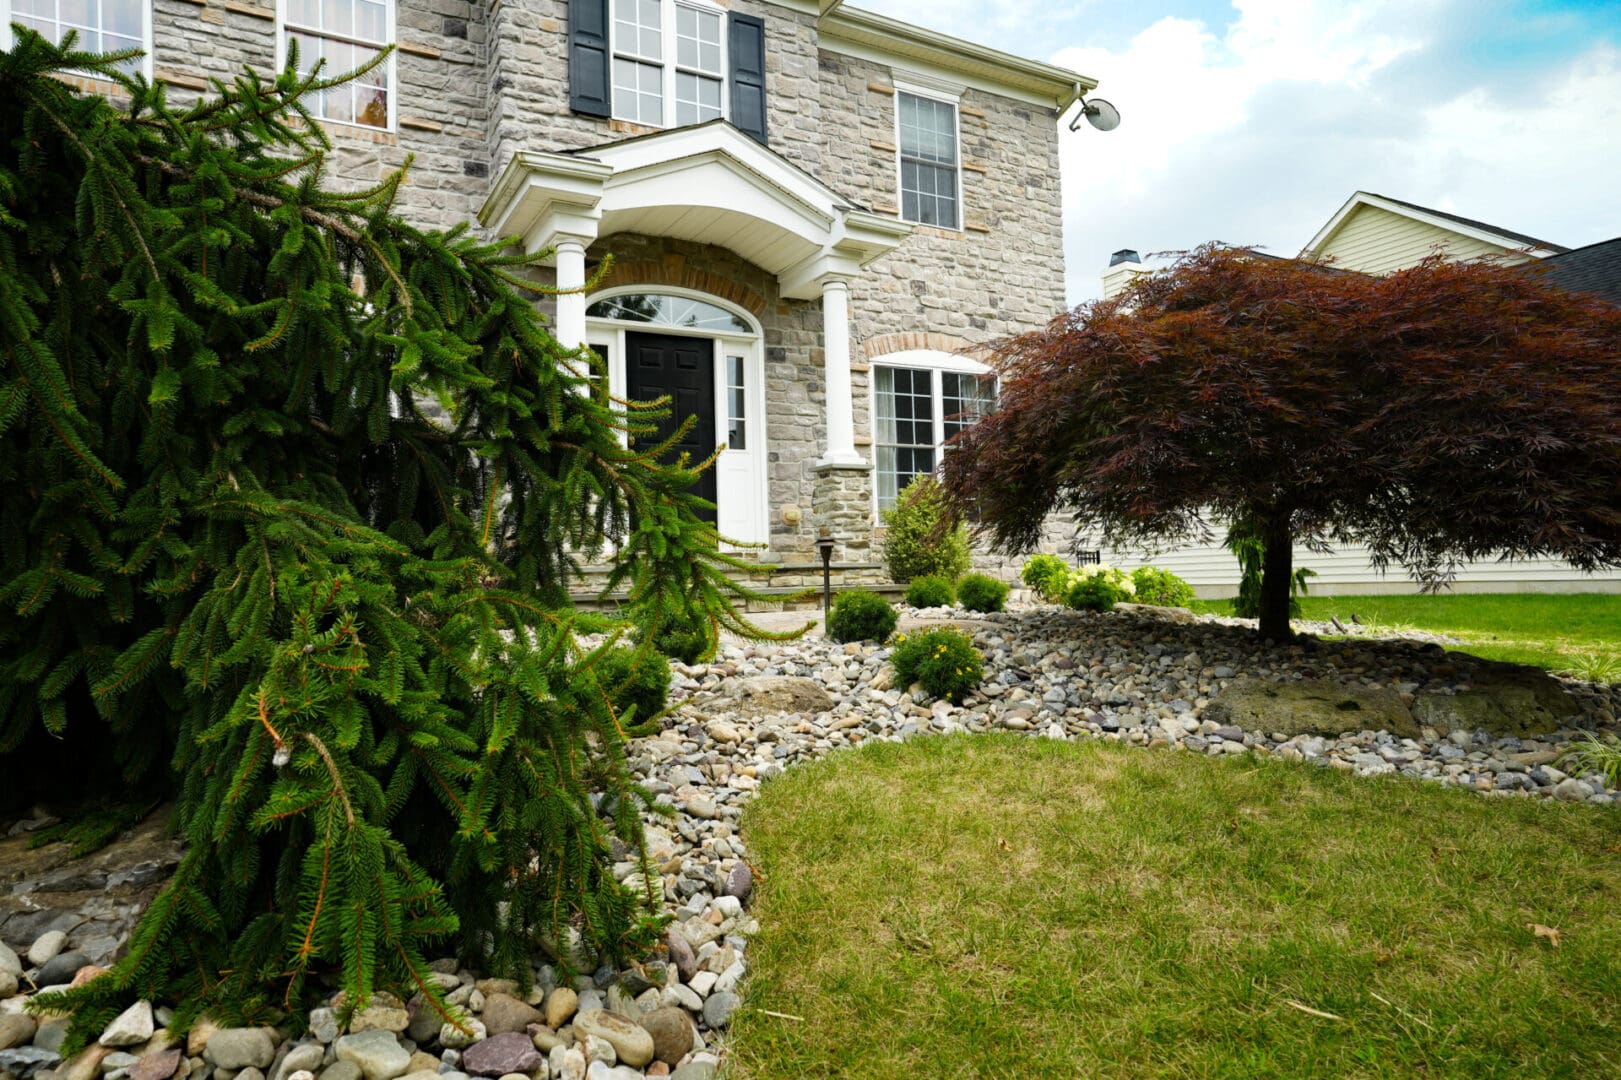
[478, 120, 911, 298]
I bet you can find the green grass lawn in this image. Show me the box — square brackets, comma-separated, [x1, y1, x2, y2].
[1188, 593, 1621, 673]
[727, 736, 1621, 1079]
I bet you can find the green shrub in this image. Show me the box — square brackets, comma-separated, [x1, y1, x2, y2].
[1021, 554, 1070, 602]
[1064, 566, 1135, 612]
[882, 477, 971, 583]
[827, 590, 899, 643]
[1129, 566, 1195, 608]
[654, 612, 715, 665]
[905, 575, 956, 608]
[890, 628, 984, 703]
[957, 573, 1009, 613]
[589, 647, 672, 729]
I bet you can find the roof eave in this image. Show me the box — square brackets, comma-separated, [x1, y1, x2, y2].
[818, 4, 1096, 111]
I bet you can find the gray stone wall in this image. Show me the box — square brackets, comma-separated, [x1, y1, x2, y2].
[815, 51, 1068, 347]
[484, 0, 824, 177]
[146, 0, 490, 230]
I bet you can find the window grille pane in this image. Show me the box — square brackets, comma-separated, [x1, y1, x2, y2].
[726, 354, 746, 450]
[355, 0, 385, 42]
[942, 372, 995, 441]
[322, 0, 353, 38]
[874, 366, 936, 512]
[898, 92, 960, 228]
[675, 71, 721, 125]
[614, 57, 663, 125]
[60, 0, 90, 30]
[675, 4, 722, 74]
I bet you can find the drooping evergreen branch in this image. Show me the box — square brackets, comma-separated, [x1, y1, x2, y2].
[1, 29, 796, 1047]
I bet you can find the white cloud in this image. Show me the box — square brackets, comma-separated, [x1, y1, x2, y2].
[1034, 1, 1621, 301]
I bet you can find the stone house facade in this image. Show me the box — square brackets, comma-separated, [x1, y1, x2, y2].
[4, 0, 1096, 587]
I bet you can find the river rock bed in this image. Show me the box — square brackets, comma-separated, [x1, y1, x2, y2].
[3, 604, 1617, 1080]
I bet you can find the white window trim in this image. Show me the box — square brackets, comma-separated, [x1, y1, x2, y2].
[1, 0, 154, 81]
[610, 0, 729, 130]
[893, 79, 962, 233]
[274, 0, 398, 134]
[869, 348, 993, 515]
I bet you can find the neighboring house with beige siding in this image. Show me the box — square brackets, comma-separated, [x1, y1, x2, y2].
[1092, 193, 1619, 597]
[1301, 190, 1567, 274]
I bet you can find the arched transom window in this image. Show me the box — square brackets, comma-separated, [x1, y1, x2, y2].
[586, 292, 753, 334]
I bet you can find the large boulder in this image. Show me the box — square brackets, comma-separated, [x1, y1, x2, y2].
[1206, 678, 1420, 739]
[701, 676, 832, 719]
[1412, 660, 1584, 737]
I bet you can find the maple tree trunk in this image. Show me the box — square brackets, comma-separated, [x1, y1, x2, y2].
[1258, 515, 1295, 641]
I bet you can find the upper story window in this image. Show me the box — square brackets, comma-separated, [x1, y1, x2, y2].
[896, 87, 961, 230]
[279, 0, 394, 131]
[872, 352, 995, 513]
[611, 0, 725, 128]
[3, 0, 151, 77]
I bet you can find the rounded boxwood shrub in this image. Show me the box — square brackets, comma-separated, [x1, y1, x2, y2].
[1020, 554, 1070, 602]
[1064, 566, 1135, 612]
[645, 609, 715, 665]
[957, 573, 1009, 613]
[905, 574, 956, 609]
[890, 627, 984, 703]
[1130, 566, 1196, 608]
[827, 589, 899, 643]
[589, 646, 672, 729]
[882, 476, 971, 583]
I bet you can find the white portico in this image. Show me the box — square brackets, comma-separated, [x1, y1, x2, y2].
[478, 120, 911, 547]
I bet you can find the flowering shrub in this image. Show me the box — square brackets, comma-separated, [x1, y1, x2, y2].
[905, 574, 956, 608]
[1129, 566, 1196, 607]
[890, 628, 984, 703]
[1064, 565, 1135, 612]
[827, 589, 900, 643]
[957, 573, 1009, 613]
[1021, 554, 1071, 602]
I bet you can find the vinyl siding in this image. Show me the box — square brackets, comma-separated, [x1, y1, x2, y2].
[1083, 528, 1621, 598]
[1308, 204, 1530, 275]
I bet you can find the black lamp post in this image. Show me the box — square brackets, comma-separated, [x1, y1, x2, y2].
[816, 529, 836, 614]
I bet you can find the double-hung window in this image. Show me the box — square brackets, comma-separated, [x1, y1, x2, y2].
[896, 88, 961, 229]
[873, 357, 995, 513]
[3, 0, 150, 76]
[280, 0, 394, 130]
[611, 0, 725, 128]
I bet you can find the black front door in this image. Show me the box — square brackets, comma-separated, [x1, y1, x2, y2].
[626, 331, 717, 521]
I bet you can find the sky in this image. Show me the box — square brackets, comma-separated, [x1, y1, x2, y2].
[857, 0, 1621, 303]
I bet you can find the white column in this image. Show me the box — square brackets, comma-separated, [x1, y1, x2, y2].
[817, 277, 863, 467]
[554, 238, 588, 349]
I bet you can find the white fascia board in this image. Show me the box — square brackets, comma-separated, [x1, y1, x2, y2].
[1303, 191, 1562, 259]
[602, 151, 837, 240]
[478, 151, 611, 240]
[586, 123, 847, 217]
[819, 5, 1095, 111]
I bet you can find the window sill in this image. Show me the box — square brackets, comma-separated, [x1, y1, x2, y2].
[610, 118, 663, 136]
[293, 117, 399, 143]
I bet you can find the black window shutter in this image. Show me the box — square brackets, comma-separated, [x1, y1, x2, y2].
[569, 0, 611, 117]
[728, 13, 767, 145]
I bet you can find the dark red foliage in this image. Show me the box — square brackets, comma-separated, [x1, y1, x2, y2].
[942, 245, 1621, 634]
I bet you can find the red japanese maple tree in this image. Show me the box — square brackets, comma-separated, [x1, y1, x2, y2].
[941, 245, 1621, 640]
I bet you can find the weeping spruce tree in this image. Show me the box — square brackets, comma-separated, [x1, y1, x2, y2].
[0, 32, 788, 1039]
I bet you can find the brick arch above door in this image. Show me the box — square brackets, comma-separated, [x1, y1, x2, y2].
[594, 252, 769, 317]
